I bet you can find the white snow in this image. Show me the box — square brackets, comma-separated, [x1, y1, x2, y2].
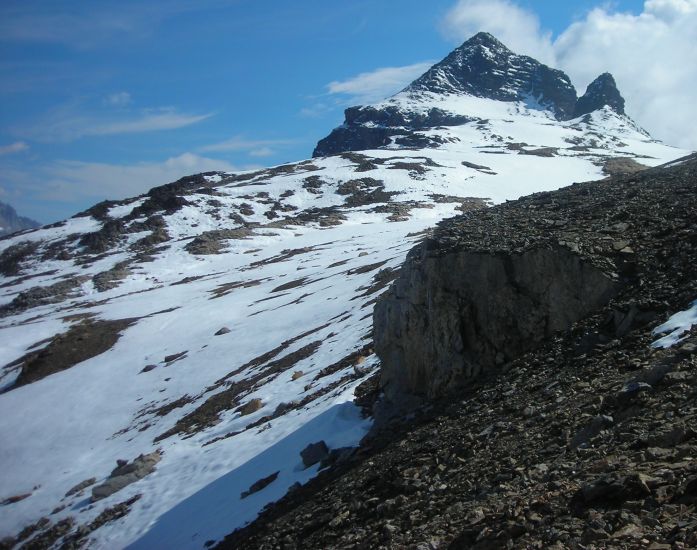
[651, 299, 697, 348]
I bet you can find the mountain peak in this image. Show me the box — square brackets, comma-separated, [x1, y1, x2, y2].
[405, 33, 577, 120]
[462, 31, 508, 49]
[574, 72, 626, 117]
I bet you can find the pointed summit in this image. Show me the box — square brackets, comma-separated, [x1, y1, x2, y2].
[574, 73, 626, 117]
[406, 32, 577, 120]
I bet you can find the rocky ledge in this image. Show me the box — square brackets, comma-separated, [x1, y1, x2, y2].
[218, 154, 697, 549]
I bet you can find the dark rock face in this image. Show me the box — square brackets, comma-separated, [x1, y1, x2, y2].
[407, 32, 577, 119]
[574, 73, 626, 117]
[313, 107, 472, 157]
[375, 245, 619, 406]
[373, 154, 697, 410]
[0, 201, 40, 237]
[301, 441, 330, 468]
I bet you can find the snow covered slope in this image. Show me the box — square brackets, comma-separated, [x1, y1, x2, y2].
[0, 38, 691, 549]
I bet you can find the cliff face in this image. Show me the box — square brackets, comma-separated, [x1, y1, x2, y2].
[374, 153, 697, 411]
[375, 245, 619, 405]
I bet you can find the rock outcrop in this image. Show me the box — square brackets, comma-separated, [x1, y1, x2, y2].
[374, 153, 697, 411]
[91, 452, 162, 501]
[374, 245, 619, 407]
[574, 72, 625, 117]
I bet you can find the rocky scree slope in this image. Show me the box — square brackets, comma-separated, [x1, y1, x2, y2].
[314, 32, 628, 157]
[218, 154, 697, 549]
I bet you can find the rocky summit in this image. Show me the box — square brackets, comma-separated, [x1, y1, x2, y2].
[218, 154, 697, 550]
[0, 32, 692, 550]
[406, 33, 577, 119]
[575, 73, 626, 118]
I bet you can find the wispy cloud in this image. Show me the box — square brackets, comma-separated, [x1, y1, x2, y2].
[326, 62, 434, 105]
[0, 141, 29, 155]
[199, 136, 297, 157]
[18, 105, 213, 143]
[14, 153, 237, 203]
[0, 1, 227, 49]
[104, 92, 132, 107]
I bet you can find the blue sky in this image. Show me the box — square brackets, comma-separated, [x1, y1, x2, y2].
[2, 0, 695, 223]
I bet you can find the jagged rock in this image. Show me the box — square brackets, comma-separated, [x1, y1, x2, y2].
[300, 441, 329, 468]
[575, 73, 625, 117]
[215, 327, 231, 336]
[91, 452, 161, 501]
[0, 240, 40, 276]
[408, 32, 577, 119]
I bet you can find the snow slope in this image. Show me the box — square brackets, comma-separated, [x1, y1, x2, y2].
[0, 95, 689, 549]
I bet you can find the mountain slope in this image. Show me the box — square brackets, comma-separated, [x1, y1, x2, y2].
[0, 35, 690, 549]
[219, 153, 697, 550]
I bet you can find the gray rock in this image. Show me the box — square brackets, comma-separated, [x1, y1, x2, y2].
[301, 441, 329, 468]
[375, 244, 618, 408]
[64, 478, 96, 497]
[91, 452, 162, 501]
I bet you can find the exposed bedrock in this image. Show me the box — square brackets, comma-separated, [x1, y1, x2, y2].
[375, 243, 619, 407]
[374, 153, 697, 413]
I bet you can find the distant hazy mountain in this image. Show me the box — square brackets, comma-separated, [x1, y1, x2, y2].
[0, 200, 40, 237]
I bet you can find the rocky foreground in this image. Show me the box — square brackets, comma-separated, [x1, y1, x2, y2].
[220, 155, 697, 549]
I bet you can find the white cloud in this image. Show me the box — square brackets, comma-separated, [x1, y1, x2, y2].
[248, 147, 275, 158]
[326, 62, 435, 105]
[440, 0, 555, 63]
[440, 0, 697, 149]
[199, 136, 296, 156]
[105, 92, 132, 106]
[32, 153, 237, 202]
[553, 0, 697, 148]
[0, 141, 29, 155]
[19, 107, 212, 142]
